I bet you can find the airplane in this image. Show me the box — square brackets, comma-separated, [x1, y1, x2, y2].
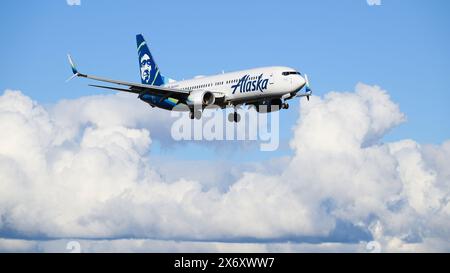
[67, 34, 312, 122]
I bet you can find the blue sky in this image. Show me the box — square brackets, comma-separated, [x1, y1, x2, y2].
[1, 0, 450, 253]
[1, 0, 449, 161]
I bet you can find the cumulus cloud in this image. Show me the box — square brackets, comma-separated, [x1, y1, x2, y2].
[286, 84, 449, 248]
[2, 237, 449, 253]
[0, 84, 449, 252]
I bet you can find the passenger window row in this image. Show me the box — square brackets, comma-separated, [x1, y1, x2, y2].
[179, 75, 258, 90]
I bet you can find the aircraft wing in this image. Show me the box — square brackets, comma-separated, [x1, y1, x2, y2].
[79, 73, 191, 100]
[67, 54, 192, 101]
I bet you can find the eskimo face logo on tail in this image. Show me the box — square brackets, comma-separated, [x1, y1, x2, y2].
[140, 54, 152, 83]
[231, 74, 269, 94]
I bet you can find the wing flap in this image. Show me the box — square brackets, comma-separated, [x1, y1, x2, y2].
[88, 84, 137, 93]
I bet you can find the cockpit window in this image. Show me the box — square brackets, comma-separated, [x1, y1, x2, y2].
[282, 71, 301, 76]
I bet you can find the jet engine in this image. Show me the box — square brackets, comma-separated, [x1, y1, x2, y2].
[186, 90, 215, 106]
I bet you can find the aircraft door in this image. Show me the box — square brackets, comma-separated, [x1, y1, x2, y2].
[263, 73, 274, 97]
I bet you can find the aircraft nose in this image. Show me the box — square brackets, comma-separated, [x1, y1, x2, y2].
[295, 74, 306, 91]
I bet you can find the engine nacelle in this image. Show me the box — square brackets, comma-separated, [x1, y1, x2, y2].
[254, 98, 282, 113]
[186, 90, 215, 106]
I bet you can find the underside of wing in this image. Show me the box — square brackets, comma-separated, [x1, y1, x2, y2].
[80, 73, 191, 101]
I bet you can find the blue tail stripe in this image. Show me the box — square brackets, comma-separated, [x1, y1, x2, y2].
[136, 34, 164, 86]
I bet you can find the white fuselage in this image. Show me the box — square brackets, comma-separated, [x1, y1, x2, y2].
[165, 66, 306, 106]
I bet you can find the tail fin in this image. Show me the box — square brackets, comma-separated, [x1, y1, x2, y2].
[136, 34, 164, 86]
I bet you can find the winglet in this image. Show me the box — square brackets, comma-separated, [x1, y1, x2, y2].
[66, 54, 86, 82]
[67, 54, 78, 74]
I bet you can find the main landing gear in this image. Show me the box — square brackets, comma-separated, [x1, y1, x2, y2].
[282, 102, 289, 109]
[228, 111, 241, 123]
[189, 110, 202, 120]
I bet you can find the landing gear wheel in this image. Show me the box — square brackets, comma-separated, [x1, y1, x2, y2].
[190, 110, 202, 120]
[228, 112, 241, 122]
[282, 103, 289, 109]
[194, 110, 202, 120]
[228, 113, 234, 122]
[233, 112, 241, 123]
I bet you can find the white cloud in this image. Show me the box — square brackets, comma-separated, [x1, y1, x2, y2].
[1, 237, 448, 253]
[0, 85, 449, 252]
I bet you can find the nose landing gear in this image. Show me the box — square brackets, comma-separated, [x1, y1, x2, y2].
[282, 102, 289, 109]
